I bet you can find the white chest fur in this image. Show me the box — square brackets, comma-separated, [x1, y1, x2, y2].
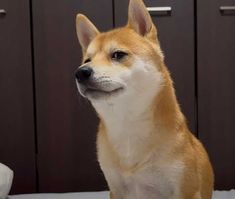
[99, 147, 184, 199]
[105, 112, 154, 166]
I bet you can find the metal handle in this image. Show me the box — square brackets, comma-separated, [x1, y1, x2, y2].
[0, 9, 6, 15]
[147, 7, 172, 16]
[220, 6, 235, 11]
[220, 6, 235, 15]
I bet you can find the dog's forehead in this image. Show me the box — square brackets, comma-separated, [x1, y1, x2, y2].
[86, 28, 145, 56]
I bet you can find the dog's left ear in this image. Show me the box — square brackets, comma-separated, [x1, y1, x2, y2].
[127, 0, 157, 41]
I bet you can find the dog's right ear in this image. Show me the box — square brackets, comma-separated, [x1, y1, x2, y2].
[76, 14, 99, 52]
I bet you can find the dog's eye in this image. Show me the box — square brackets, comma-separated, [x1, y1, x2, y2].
[111, 51, 128, 61]
[84, 58, 91, 64]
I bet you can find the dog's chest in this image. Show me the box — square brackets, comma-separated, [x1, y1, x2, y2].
[125, 170, 173, 199]
[97, 104, 183, 198]
[102, 158, 183, 199]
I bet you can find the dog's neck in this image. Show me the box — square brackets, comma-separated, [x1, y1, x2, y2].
[94, 95, 157, 167]
[92, 71, 186, 167]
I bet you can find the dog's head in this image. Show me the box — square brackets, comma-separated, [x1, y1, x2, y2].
[75, 0, 165, 108]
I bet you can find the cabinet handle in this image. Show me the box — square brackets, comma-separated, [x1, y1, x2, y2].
[220, 6, 235, 15]
[0, 9, 6, 15]
[220, 6, 235, 11]
[147, 7, 172, 16]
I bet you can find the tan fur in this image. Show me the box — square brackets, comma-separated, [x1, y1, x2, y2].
[75, 0, 214, 198]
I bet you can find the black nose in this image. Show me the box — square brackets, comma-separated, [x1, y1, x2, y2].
[75, 66, 93, 83]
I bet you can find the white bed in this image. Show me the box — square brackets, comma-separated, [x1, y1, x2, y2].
[9, 190, 235, 199]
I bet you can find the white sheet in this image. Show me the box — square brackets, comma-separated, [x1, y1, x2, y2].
[213, 190, 235, 199]
[9, 191, 109, 199]
[9, 190, 235, 199]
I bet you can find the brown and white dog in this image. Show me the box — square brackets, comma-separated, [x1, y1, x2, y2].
[75, 0, 214, 198]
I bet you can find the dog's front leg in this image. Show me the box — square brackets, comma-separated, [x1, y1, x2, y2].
[109, 191, 114, 199]
[110, 191, 118, 199]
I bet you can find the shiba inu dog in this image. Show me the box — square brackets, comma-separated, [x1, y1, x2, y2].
[75, 0, 214, 198]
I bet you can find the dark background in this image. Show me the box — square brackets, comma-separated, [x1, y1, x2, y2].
[0, 0, 235, 194]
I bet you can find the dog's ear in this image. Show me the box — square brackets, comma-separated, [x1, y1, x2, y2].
[127, 0, 157, 40]
[76, 14, 99, 52]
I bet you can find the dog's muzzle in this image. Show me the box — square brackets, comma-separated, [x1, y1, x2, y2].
[75, 66, 124, 100]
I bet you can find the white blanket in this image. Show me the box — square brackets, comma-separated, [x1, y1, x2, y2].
[0, 163, 13, 199]
[9, 190, 235, 199]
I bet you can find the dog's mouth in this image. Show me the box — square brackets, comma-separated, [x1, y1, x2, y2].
[84, 87, 124, 99]
[77, 81, 124, 100]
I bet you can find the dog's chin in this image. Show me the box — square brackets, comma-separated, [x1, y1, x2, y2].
[79, 87, 124, 100]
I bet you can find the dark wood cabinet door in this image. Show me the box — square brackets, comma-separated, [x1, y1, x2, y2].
[0, 0, 36, 194]
[197, 0, 235, 190]
[114, 0, 196, 133]
[32, 0, 113, 192]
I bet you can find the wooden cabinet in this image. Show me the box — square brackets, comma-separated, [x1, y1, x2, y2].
[114, 0, 196, 133]
[32, 0, 112, 192]
[197, 0, 235, 189]
[0, 0, 36, 194]
[1, 0, 235, 193]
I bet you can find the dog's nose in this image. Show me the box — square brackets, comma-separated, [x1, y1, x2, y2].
[75, 66, 93, 83]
